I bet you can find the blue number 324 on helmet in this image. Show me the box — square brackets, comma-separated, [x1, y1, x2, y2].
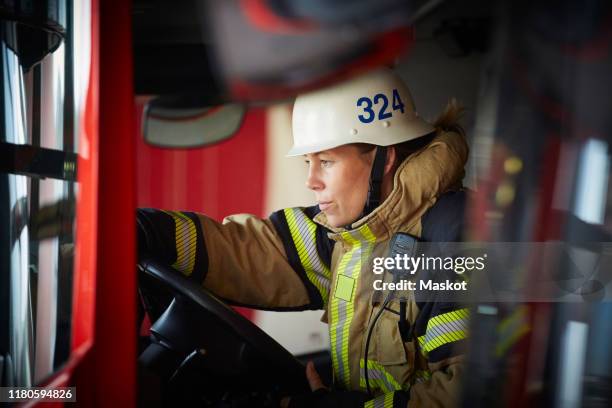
[288, 68, 435, 156]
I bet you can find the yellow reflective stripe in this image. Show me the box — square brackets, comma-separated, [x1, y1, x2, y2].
[330, 248, 356, 388]
[420, 330, 467, 355]
[426, 329, 467, 352]
[164, 211, 197, 276]
[418, 335, 426, 347]
[284, 208, 331, 304]
[496, 306, 530, 356]
[414, 370, 432, 383]
[330, 226, 376, 389]
[364, 392, 395, 408]
[384, 392, 394, 408]
[359, 224, 377, 243]
[359, 359, 403, 393]
[418, 308, 470, 357]
[427, 308, 469, 329]
[330, 296, 340, 384]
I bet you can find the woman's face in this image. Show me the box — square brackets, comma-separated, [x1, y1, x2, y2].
[304, 145, 374, 228]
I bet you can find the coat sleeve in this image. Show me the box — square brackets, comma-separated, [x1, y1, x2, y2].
[406, 363, 463, 407]
[361, 364, 463, 408]
[407, 300, 467, 408]
[360, 299, 467, 408]
[137, 206, 333, 310]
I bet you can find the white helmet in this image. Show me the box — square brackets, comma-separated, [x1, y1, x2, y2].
[288, 67, 434, 156]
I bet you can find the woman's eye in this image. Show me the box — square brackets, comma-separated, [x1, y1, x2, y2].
[321, 160, 333, 168]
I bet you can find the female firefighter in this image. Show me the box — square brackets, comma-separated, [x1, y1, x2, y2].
[138, 68, 469, 407]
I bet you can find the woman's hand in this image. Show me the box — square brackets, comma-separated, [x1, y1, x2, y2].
[280, 361, 325, 408]
[281, 361, 367, 408]
[305, 360, 328, 392]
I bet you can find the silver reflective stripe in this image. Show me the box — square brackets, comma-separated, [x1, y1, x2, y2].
[422, 317, 469, 345]
[367, 392, 394, 408]
[286, 208, 331, 297]
[418, 308, 470, 356]
[330, 226, 376, 389]
[359, 359, 403, 393]
[360, 368, 398, 393]
[374, 396, 386, 408]
[332, 244, 361, 387]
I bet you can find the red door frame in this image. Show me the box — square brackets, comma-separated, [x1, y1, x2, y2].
[85, 0, 137, 403]
[33, 0, 137, 406]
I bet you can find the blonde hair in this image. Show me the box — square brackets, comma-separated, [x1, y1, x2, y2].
[433, 98, 466, 137]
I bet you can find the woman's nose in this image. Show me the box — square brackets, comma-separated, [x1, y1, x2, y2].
[305, 167, 323, 191]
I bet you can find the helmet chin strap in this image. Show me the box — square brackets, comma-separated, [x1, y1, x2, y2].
[345, 147, 387, 229]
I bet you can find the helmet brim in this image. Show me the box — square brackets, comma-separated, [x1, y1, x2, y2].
[286, 118, 435, 157]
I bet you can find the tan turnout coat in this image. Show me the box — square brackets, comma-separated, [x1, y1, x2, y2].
[140, 130, 469, 407]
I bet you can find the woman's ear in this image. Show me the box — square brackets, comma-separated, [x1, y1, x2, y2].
[384, 146, 396, 176]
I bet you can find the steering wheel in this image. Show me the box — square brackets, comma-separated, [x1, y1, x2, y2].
[138, 259, 310, 405]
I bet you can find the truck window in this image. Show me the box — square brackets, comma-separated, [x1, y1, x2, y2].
[0, 0, 76, 387]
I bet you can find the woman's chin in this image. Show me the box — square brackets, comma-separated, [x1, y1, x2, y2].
[326, 214, 350, 229]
